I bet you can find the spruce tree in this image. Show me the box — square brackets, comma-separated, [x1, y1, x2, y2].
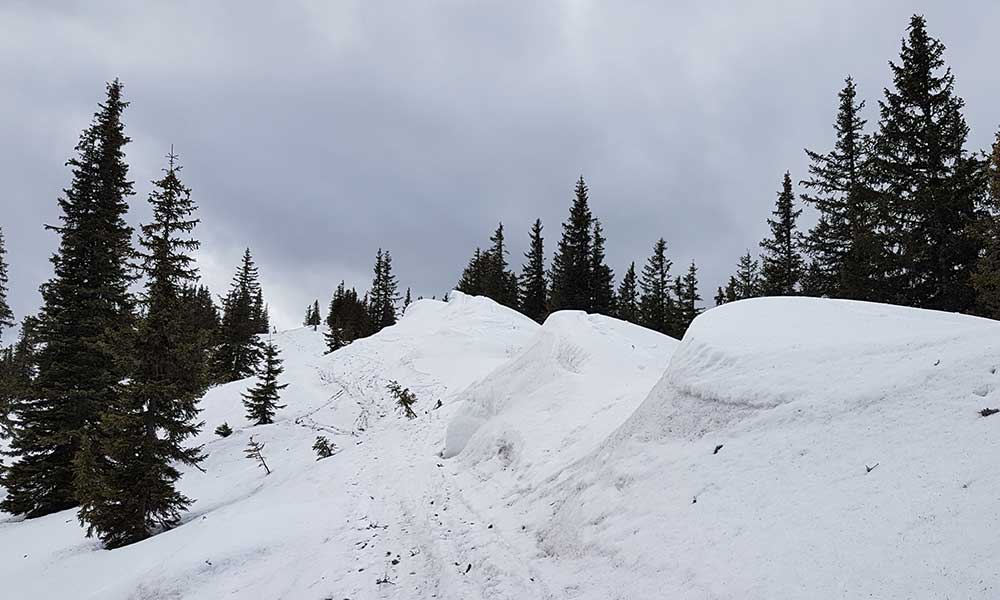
[713, 286, 727, 307]
[242, 340, 287, 426]
[733, 252, 762, 300]
[485, 223, 519, 308]
[638, 239, 673, 335]
[0, 226, 12, 338]
[760, 172, 804, 296]
[972, 129, 1000, 318]
[590, 219, 615, 315]
[75, 151, 207, 549]
[674, 262, 702, 336]
[403, 288, 412, 313]
[2, 81, 135, 518]
[213, 249, 265, 382]
[872, 15, 983, 311]
[549, 177, 594, 312]
[306, 300, 321, 329]
[325, 281, 370, 352]
[519, 219, 548, 323]
[615, 262, 639, 324]
[801, 76, 882, 301]
[724, 276, 739, 303]
[0, 316, 39, 440]
[367, 249, 398, 332]
[457, 248, 488, 296]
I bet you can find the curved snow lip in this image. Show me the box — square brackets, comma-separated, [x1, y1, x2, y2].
[442, 310, 678, 479]
[613, 296, 1000, 446]
[534, 296, 1000, 598]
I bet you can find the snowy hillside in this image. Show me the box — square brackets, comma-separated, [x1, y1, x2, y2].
[3, 293, 999, 598]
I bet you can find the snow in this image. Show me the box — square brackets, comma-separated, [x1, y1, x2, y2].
[2, 293, 999, 598]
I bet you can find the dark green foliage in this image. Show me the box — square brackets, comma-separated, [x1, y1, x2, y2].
[616, 262, 639, 324]
[313, 435, 335, 460]
[325, 281, 371, 352]
[242, 340, 288, 426]
[368, 249, 398, 332]
[0, 226, 12, 337]
[305, 300, 322, 329]
[732, 252, 762, 300]
[181, 284, 220, 343]
[638, 239, 674, 335]
[800, 77, 882, 301]
[2, 81, 135, 518]
[387, 380, 417, 419]
[75, 151, 207, 549]
[760, 172, 804, 296]
[972, 130, 1000, 318]
[519, 219, 548, 323]
[213, 249, 266, 382]
[871, 15, 983, 312]
[549, 177, 595, 312]
[456, 223, 519, 309]
[457, 248, 488, 296]
[713, 286, 727, 307]
[0, 317, 39, 439]
[674, 262, 702, 336]
[590, 219, 615, 315]
[214, 422, 233, 438]
[403, 288, 412, 314]
[244, 435, 270, 475]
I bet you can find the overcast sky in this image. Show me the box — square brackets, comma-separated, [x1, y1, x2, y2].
[2, 1, 999, 340]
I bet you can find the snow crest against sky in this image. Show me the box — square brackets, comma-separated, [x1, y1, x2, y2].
[1, 1, 998, 338]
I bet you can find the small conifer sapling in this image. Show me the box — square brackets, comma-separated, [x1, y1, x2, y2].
[244, 436, 271, 475]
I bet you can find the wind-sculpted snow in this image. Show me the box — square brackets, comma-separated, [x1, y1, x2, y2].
[4, 295, 999, 599]
[443, 311, 677, 485]
[535, 297, 1000, 599]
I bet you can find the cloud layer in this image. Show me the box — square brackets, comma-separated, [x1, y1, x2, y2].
[2, 1, 998, 338]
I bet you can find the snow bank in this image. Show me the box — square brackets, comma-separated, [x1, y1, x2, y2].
[533, 297, 1000, 599]
[443, 311, 677, 483]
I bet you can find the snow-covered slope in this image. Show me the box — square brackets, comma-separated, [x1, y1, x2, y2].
[3, 294, 999, 599]
[444, 311, 677, 484]
[530, 298, 1000, 599]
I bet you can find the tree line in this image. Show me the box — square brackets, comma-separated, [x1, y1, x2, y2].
[716, 15, 1000, 317]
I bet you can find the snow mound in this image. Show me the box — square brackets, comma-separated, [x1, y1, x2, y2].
[443, 311, 678, 482]
[535, 297, 1000, 599]
[0, 292, 539, 600]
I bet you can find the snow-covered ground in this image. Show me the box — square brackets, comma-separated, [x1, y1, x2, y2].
[2, 293, 999, 598]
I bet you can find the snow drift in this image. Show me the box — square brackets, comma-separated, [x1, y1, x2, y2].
[533, 297, 1000, 599]
[4, 293, 1000, 599]
[443, 311, 677, 484]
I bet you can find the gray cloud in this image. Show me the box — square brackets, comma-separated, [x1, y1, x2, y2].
[2, 1, 999, 341]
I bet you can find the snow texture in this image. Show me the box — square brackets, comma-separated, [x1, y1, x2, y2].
[2, 293, 999, 599]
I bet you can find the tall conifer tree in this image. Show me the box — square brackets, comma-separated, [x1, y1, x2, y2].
[760, 172, 804, 296]
[872, 15, 982, 311]
[638, 238, 673, 335]
[75, 151, 207, 548]
[674, 261, 702, 336]
[519, 219, 548, 323]
[549, 177, 594, 312]
[801, 77, 881, 300]
[616, 262, 639, 324]
[2, 80, 135, 518]
[213, 249, 265, 382]
[368, 249, 398, 332]
[590, 219, 615, 315]
[972, 130, 1000, 318]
